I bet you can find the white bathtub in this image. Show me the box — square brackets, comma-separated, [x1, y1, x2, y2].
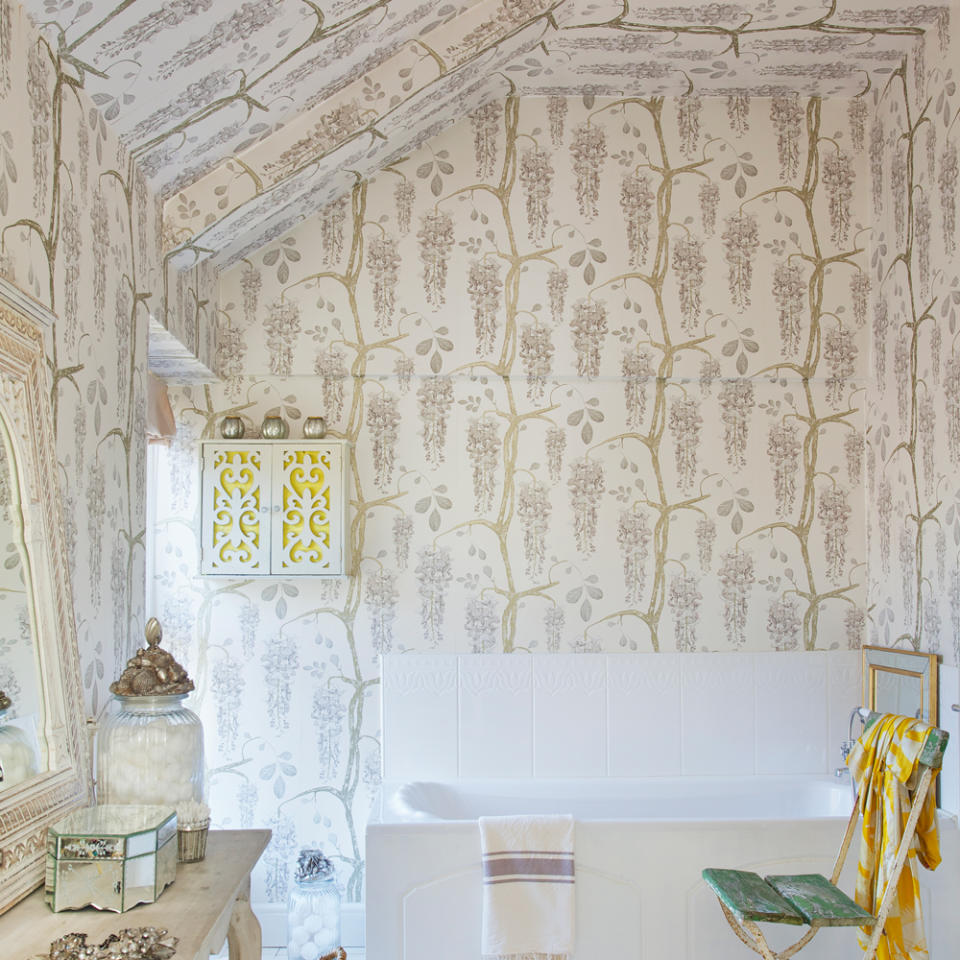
[366, 777, 960, 960]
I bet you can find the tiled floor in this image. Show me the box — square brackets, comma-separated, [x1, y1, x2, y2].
[211, 948, 284, 959]
[211, 949, 286, 960]
[279, 949, 369, 958]
[215, 949, 366, 959]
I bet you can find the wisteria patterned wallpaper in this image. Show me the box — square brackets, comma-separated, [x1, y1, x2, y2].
[12, 0, 941, 270]
[0, 2, 160, 719]
[150, 72, 933, 904]
[866, 26, 960, 660]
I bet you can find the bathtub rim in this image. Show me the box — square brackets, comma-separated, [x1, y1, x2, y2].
[371, 773, 872, 825]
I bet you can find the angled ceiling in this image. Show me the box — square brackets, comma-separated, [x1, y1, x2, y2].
[21, 0, 949, 272]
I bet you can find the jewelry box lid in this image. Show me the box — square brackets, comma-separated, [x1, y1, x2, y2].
[48, 805, 177, 860]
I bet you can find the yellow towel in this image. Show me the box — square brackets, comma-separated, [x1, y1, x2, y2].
[847, 714, 941, 960]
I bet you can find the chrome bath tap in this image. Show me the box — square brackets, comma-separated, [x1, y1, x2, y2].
[834, 705, 869, 778]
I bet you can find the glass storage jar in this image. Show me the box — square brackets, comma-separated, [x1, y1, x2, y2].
[0, 706, 39, 789]
[287, 850, 341, 960]
[96, 694, 204, 806]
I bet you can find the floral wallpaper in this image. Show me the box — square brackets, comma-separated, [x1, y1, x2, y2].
[11, 0, 948, 272]
[866, 23, 960, 663]
[0, 0, 162, 720]
[153, 82, 887, 904]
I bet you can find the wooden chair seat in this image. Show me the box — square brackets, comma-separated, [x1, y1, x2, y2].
[703, 869, 875, 929]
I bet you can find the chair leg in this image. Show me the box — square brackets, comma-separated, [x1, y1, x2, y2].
[742, 920, 783, 960]
[718, 901, 779, 960]
[717, 901, 821, 960]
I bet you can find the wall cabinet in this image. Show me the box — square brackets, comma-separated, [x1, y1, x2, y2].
[201, 440, 349, 577]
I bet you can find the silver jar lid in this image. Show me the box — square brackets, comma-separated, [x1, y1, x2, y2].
[295, 848, 335, 882]
[110, 618, 195, 697]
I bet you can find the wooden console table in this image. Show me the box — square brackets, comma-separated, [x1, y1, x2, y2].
[0, 829, 271, 960]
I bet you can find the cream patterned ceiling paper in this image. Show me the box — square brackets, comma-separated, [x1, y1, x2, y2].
[17, 1, 948, 270]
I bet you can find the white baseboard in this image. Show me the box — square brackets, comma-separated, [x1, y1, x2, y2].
[341, 904, 366, 948]
[255, 901, 365, 950]
[255, 903, 286, 948]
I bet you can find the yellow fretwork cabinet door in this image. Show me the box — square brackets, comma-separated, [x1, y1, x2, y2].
[272, 443, 345, 575]
[201, 444, 270, 575]
[201, 440, 349, 577]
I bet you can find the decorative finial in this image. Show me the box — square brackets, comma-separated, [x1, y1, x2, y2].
[110, 618, 195, 697]
[0, 689, 10, 712]
[145, 617, 163, 649]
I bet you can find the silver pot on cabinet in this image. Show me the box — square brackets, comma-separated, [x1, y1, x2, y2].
[261, 415, 289, 439]
[219, 416, 245, 439]
[303, 416, 327, 439]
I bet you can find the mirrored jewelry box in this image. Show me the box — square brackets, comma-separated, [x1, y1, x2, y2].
[45, 805, 177, 913]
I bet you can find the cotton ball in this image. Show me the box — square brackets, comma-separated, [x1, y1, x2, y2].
[300, 943, 320, 960]
[289, 925, 308, 948]
[304, 915, 323, 934]
[321, 900, 338, 925]
[145, 722, 165, 748]
[294, 899, 313, 922]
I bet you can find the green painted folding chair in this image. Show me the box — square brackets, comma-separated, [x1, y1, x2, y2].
[702, 712, 949, 960]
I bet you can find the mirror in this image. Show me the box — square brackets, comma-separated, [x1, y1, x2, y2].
[0, 289, 89, 914]
[0, 429, 45, 791]
[862, 645, 939, 724]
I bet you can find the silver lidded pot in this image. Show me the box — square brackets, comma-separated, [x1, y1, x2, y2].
[303, 416, 327, 439]
[261, 415, 289, 439]
[220, 416, 245, 439]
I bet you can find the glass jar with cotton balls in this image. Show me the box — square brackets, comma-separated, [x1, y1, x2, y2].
[0, 689, 39, 789]
[0, 722, 37, 787]
[287, 848, 341, 960]
[95, 618, 204, 808]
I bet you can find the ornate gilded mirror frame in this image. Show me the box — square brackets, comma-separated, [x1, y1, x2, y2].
[862, 644, 939, 724]
[0, 289, 90, 913]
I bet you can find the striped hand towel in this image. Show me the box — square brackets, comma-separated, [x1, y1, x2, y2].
[479, 814, 575, 960]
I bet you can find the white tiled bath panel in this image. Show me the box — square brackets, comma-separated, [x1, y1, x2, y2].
[607, 654, 681, 777]
[827, 650, 862, 772]
[939, 665, 959, 817]
[380, 652, 872, 781]
[459, 654, 532, 777]
[533, 654, 606, 777]
[755, 652, 828, 774]
[681, 654, 756, 776]
[381, 654, 458, 781]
